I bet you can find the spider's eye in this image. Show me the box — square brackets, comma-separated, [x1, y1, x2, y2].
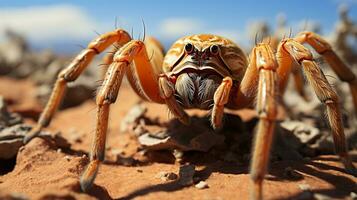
[209, 45, 219, 55]
[184, 43, 194, 54]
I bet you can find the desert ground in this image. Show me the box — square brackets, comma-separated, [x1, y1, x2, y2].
[0, 75, 356, 200]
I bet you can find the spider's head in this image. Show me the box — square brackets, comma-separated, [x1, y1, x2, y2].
[168, 42, 225, 109]
[163, 34, 247, 109]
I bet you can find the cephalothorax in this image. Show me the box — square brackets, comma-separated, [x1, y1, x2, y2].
[25, 29, 357, 200]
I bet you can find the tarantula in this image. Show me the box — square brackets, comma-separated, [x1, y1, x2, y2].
[24, 28, 357, 199]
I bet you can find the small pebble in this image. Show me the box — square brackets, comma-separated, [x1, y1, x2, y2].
[178, 164, 195, 186]
[64, 155, 71, 161]
[195, 181, 209, 189]
[56, 148, 62, 153]
[117, 156, 135, 166]
[313, 193, 333, 200]
[156, 171, 178, 181]
[173, 149, 184, 163]
[298, 183, 311, 191]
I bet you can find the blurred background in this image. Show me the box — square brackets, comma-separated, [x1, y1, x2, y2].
[0, 0, 356, 54]
[0, 0, 356, 110]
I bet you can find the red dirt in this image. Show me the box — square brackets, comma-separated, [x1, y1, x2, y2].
[0, 77, 356, 200]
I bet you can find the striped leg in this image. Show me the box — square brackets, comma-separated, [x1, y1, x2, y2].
[24, 29, 131, 143]
[81, 39, 165, 191]
[295, 31, 357, 114]
[211, 77, 232, 129]
[277, 38, 356, 175]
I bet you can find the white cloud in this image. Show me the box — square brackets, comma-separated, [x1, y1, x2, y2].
[209, 29, 248, 46]
[159, 18, 204, 39]
[0, 5, 99, 42]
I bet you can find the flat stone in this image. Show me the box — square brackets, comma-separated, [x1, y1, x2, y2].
[178, 164, 195, 186]
[0, 124, 70, 159]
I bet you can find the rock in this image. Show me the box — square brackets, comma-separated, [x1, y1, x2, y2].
[195, 181, 209, 189]
[155, 171, 178, 181]
[173, 149, 184, 162]
[64, 155, 71, 161]
[32, 59, 62, 85]
[0, 96, 22, 127]
[178, 164, 195, 186]
[313, 193, 334, 200]
[36, 80, 95, 109]
[280, 120, 321, 145]
[298, 183, 311, 191]
[138, 130, 225, 152]
[116, 155, 135, 166]
[138, 116, 226, 152]
[0, 124, 70, 159]
[120, 103, 147, 133]
[0, 138, 23, 159]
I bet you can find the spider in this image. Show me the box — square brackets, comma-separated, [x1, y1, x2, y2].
[24, 28, 357, 200]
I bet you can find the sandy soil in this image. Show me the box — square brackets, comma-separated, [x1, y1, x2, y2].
[0, 77, 356, 200]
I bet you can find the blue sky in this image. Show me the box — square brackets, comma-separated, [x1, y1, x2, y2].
[0, 0, 356, 53]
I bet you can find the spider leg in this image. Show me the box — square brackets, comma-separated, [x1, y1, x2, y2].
[126, 37, 166, 102]
[291, 65, 309, 101]
[247, 44, 278, 200]
[80, 54, 125, 191]
[278, 38, 356, 175]
[211, 77, 232, 129]
[295, 31, 357, 114]
[158, 75, 189, 124]
[24, 29, 131, 143]
[81, 39, 165, 191]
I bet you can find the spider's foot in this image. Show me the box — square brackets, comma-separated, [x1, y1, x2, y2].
[23, 125, 42, 144]
[80, 160, 100, 192]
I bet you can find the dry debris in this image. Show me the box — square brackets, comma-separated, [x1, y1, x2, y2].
[155, 171, 178, 181]
[195, 181, 209, 189]
[0, 123, 70, 159]
[178, 164, 195, 186]
[0, 96, 22, 127]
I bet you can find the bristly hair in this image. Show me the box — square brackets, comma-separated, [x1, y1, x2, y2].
[141, 18, 146, 42]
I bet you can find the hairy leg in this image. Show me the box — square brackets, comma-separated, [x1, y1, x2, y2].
[233, 43, 278, 200]
[158, 75, 189, 124]
[81, 39, 165, 191]
[24, 29, 131, 143]
[211, 77, 232, 129]
[295, 31, 357, 114]
[250, 44, 278, 200]
[278, 38, 356, 175]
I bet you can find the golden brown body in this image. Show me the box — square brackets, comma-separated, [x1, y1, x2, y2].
[24, 30, 357, 200]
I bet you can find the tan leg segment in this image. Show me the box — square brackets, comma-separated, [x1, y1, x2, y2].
[24, 29, 131, 143]
[279, 39, 356, 175]
[158, 75, 189, 124]
[291, 65, 309, 101]
[295, 31, 357, 113]
[211, 77, 232, 129]
[246, 44, 278, 200]
[80, 57, 126, 191]
[125, 37, 165, 102]
[80, 39, 165, 191]
[231, 55, 259, 109]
